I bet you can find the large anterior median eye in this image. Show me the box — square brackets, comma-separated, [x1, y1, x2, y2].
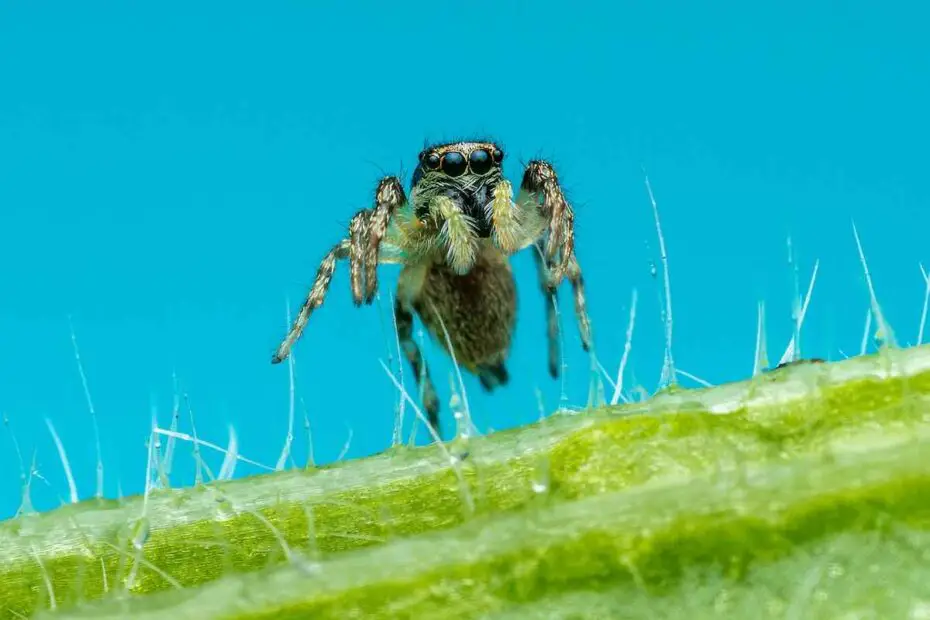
[469, 149, 492, 175]
[441, 151, 467, 177]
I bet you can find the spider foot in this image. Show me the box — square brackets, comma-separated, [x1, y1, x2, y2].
[477, 363, 509, 392]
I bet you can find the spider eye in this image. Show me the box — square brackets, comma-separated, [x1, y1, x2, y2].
[492, 148, 504, 164]
[441, 151, 467, 177]
[469, 149, 492, 175]
[423, 152, 440, 170]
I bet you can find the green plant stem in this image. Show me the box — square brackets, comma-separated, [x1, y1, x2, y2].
[3, 345, 929, 618]
[44, 421, 930, 619]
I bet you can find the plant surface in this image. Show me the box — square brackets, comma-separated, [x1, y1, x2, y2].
[3, 345, 929, 618]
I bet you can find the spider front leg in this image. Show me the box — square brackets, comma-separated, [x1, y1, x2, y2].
[362, 177, 406, 304]
[519, 161, 574, 281]
[271, 176, 405, 364]
[519, 160, 592, 351]
[272, 239, 350, 364]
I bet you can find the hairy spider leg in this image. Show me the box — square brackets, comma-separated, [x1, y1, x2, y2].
[272, 240, 350, 364]
[348, 210, 370, 305]
[565, 250, 593, 352]
[518, 160, 592, 351]
[273, 176, 406, 364]
[363, 177, 406, 304]
[520, 161, 572, 277]
[532, 239, 562, 378]
[394, 297, 442, 434]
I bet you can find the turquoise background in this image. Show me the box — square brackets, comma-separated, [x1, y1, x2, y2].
[1, 1, 927, 518]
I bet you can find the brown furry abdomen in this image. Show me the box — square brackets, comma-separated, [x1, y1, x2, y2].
[407, 248, 517, 372]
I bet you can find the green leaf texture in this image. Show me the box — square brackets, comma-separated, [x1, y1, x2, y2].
[2, 346, 929, 619]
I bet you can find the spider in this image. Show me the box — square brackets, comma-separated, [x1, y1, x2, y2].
[272, 139, 592, 436]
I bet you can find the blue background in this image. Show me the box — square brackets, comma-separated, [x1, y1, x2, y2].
[1, 1, 927, 518]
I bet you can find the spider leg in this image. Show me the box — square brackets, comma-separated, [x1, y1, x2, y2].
[565, 251, 593, 352]
[363, 177, 406, 304]
[477, 362, 509, 391]
[519, 160, 592, 351]
[532, 240, 561, 377]
[272, 176, 404, 364]
[348, 210, 370, 306]
[519, 160, 572, 281]
[394, 297, 441, 435]
[272, 240, 350, 364]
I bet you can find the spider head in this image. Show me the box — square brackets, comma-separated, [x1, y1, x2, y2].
[411, 140, 506, 238]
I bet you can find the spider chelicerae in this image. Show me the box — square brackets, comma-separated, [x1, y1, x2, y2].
[272, 139, 592, 435]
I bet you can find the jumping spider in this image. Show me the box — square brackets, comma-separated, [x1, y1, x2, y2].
[272, 139, 592, 435]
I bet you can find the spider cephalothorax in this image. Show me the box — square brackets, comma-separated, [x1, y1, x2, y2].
[272, 139, 592, 436]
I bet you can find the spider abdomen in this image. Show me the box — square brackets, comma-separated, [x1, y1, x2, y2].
[403, 246, 517, 375]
